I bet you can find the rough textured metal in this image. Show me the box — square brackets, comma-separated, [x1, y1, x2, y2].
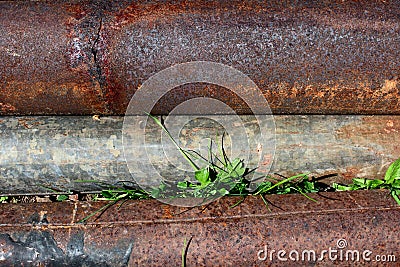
[0, 115, 398, 194]
[0, 1, 108, 115]
[1, 0, 399, 115]
[0, 190, 398, 266]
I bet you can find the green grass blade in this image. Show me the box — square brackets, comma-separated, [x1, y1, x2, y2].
[146, 113, 199, 171]
[255, 173, 309, 195]
[290, 187, 318, 202]
[229, 196, 246, 208]
[259, 194, 271, 212]
[77, 201, 116, 223]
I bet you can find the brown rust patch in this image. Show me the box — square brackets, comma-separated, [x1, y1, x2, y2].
[109, 1, 238, 30]
[103, 0, 400, 115]
[381, 77, 398, 94]
[0, 1, 108, 115]
[1, 81, 107, 115]
[161, 205, 174, 219]
[336, 116, 400, 158]
[342, 167, 361, 180]
[0, 102, 16, 113]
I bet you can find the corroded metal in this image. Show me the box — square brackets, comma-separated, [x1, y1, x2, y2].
[0, 115, 399, 194]
[1, 0, 399, 115]
[0, 190, 398, 265]
[0, 1, 108, 115]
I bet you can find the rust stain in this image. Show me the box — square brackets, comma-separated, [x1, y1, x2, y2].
[18, 118, 33, 129]
[161, 205, 174, 219]
[336, 116, 400, 158]
[0, 102, 16, 113]
[342, 167, 360, 180]
[381, 77, 398, 94]
[0, 1, 109, 115]
[310, 10, 400, 32]
[110, 2, 221, 30]
[257, 154, 273, 173]
[1, 81, 107, 115]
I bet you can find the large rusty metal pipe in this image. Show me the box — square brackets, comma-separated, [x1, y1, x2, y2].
[1, 0, 399, 115]
[0, 115, 398, 194]
[0, 190, 398, 266]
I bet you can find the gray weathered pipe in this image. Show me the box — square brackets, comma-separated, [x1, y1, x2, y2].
[0, 0, 399, 115]
[0, 115, 397, 194]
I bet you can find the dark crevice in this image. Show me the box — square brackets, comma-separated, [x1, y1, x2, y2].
[91, 17, 102, 68]
[90, 17, 110, 114]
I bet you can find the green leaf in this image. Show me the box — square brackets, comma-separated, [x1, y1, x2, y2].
[151, 182, 167, 198]
[385, 158, 400, 184]
[216, 169, 231, 182]
[177, 181, 190, 189]
[101, 190, 114, 199]
[352, 178, 367, 188]
[151, 188, 161, 198]
[159, 183, 166, 191]
[255, 173, 308, 195]
[218, 188, 230, 196]
[195, 167, 210, 186]
[391, 190, 400, 205]
[332, 183, 354, 191]
[365, 179, 384, 189]
[56, 195, 68, 202]
[215, 158, 246, 183]
[391, 180, 400, 189]
[228, 158, 246, 177]
[209, 189, 217, 195]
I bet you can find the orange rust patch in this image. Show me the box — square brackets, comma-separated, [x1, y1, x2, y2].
[257, 154, 273, 173]
[0, 102, 16, 112]
[381, 78, 398, 94]
[161, 205, 174, 219]
[1, 81, 107, 115]
[336, 116, 400, 158]
[342, 167, 360, 181]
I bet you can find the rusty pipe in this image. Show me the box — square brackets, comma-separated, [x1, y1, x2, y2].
[0, 190, 398, 266]
[0, 0, 399, 115]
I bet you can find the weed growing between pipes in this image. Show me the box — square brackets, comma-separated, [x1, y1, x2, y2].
[71, 158, 399, 223]
[72, 115, 400, 222]
[1, 115, 399, 222]
[333, 157, 400, 204]
[1, 161, 399, 222]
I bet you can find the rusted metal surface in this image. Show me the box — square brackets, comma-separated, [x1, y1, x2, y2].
[0, 1, 108, 115]
[0, 190, 398, 266]
[0, 115, 399, 194]
[1, 0, 399, 115]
